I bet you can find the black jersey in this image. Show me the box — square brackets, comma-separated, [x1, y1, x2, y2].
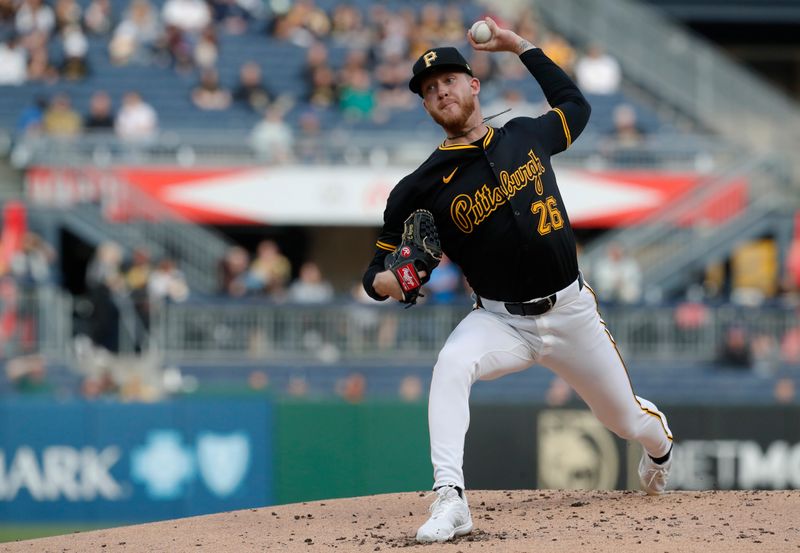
[363, 48, 591, 303]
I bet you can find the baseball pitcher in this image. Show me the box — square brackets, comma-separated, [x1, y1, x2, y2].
[362, 17, 674, 543]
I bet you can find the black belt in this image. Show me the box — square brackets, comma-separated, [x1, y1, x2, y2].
[497, 273, 584, 317]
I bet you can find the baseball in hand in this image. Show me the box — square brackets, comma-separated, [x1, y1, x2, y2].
[470, 20, 492, 43]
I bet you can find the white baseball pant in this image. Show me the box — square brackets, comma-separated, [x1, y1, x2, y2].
[429, 275, 673, 490]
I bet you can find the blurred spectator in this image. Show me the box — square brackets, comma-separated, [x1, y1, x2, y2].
[439, 4, 465, 42]
[272, 0, 330, 47]
[295, 109, 325, 163]
[780, 224, 800, 305]
[372, 5, 410, 61]
[348, 282, 397, 351]
[0, 0, 14, 30]
[6, 354, 50, 393]
[337, 48, 370, 87]
[0, 36, 27, 85]
[302, 42, 337, 108]
[193, 25, 219, 69]
[750, 333, 780, 377]
[301, 40, 329, 83]
[0, 276, 21, 358]
[287, 261, 334, 303]
[60, 24, 90, 80]
[545, 376, 573, 406]
[218, 245, 249, 297]
[592, 242, 643, 304]
[191, 67, 231, 110]
[286, 375, 308, 397]
[673, 294, 710, 340]
[83, 0, 113, 36]
[85, 241, 125, 352]
[148, 257, 189, 305]
[374, 52, 415, 111]
[115, 91, 158, 141]
[718, 324, 752, 369]
[339, 68, 375, 121]
[250, 105, 294, 162]
[540, 32, 575, 75]
[425, 255, 462, 304]
[54, 0, 81, 31]
[26, 39, 59, 83]
[245, 239, 291, 296]
[307, 65, 338, 108]
[602, 104, 651, 165]
[85, 90, 114, 130]
[247, 369, 269, 391]
[42, 93, 82, 137]
[10, 232, 55, 286]
[81, 371, 118, 399]
[774, 377, 796, 404]
[781, 324, 800, 366]
[109, 0, 161, 65]
[731, 239, 778, 306]
[329, 3, 370, 49]
[468, 51, 499, 95]
[398, 374, 423, 402]
[233, 61, 273, 113]
[162, 0, 210, 34]
[337, 372, 365, 403]
[15, 0, 55, 40]
[482, 88, 546, 126]
[417, 3, 442, 44]
[124, 247, 152, 350]
[575, 44, 621, 95]
[606, 104, 646, 147]
[209, 0, 256, 35]
[159, 24, 193, 72]
[16, 95, 47, 135]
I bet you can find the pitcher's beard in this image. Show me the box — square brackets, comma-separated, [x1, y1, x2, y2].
[431, 97, 476, 135]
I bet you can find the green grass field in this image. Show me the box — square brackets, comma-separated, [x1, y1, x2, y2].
[0, 524, 117, 544]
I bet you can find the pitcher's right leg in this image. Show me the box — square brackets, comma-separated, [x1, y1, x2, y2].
[428, 309, 536, 490]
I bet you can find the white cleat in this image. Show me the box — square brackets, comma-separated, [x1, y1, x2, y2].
[415, 486, 473, 543]
[639, 452, 672, 495]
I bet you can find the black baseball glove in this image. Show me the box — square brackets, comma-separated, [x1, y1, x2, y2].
[384, 209, 443, 306]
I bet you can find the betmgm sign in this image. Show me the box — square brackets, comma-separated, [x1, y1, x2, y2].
[464, 405, 800, 491]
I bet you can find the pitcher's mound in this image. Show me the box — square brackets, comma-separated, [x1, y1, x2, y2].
[3, 489, 799, 552]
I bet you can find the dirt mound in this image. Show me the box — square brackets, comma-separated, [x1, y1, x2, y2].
[3, 490, 799, 552]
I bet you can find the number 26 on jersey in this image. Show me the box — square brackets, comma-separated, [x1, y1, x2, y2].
[531, 196, 564, 236]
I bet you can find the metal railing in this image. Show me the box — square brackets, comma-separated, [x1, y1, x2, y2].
[12, 129, 734, 170]
[149, 300, 800, 367]
[4, 289, 798, 368]
[0, 285, 72, 360]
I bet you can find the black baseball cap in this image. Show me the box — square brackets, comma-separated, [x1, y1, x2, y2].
[409, 47, 473, 96]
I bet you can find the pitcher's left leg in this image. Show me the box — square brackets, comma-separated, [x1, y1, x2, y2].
[540, 287, 673, 459]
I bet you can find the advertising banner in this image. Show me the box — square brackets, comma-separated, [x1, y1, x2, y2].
[0, 399, 272, 522]
[464, 405, 800, 491]
[25, 166, 744, 228]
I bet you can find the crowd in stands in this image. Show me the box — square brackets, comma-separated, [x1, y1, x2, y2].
[1, 0, 656, 163]
[1, 0, 798, 402]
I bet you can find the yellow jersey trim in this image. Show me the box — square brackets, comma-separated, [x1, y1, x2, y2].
[439, 143, 478, 151]
[552, 108, 572, 149]
[482, 126, 494, 148]
[376, 241, 396, 252]
[438, 127, 495, 151]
